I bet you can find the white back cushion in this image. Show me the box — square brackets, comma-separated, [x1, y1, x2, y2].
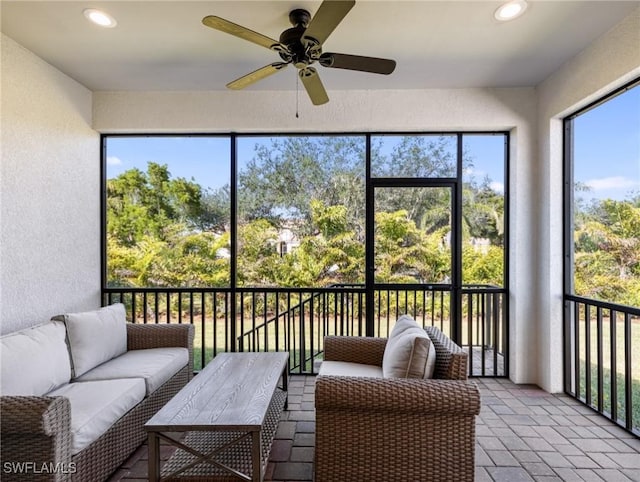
[1, 321, 71, 395]
[56, 303, 127, 378]
[382, 315, 437, 379]
[388, 314, 421, 338]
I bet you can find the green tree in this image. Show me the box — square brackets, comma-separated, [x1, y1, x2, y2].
[106, 162, 229, 287]
[574, 199, 640, 306]
[374, 210, 450, 283]
[284, 200, 365, 286]
[238, 137, 365, 234]
[107, 162, 204, 246]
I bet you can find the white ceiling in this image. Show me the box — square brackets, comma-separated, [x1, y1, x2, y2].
[1, 1, 638, 92]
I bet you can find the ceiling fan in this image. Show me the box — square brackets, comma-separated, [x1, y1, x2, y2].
[202, 0, 396, 106]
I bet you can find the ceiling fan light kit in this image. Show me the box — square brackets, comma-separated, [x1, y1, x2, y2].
[202, 0, 396, 106]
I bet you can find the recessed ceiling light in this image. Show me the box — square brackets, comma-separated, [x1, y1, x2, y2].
[83, 8, 117, 28]
[494, 0, 528, 21]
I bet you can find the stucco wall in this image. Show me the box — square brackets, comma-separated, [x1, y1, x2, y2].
[0, 34, 100, 334]
[535, 7, 640, 393]
[94, 86, 540, 384]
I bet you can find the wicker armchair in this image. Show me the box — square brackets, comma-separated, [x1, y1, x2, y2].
[315, 326, 481, 482]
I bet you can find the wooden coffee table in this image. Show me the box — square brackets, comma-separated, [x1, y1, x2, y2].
[145, 352, 289, 481]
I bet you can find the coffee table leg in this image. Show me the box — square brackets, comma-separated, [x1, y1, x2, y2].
[252, 430, 262, 481]
[283, 360, 289, 410]
[148, 432, 160, 481]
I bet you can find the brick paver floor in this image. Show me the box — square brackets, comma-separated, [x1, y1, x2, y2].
[110, 376, 640, 482]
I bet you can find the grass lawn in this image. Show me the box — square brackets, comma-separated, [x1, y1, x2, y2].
[573, 317, 640, 431]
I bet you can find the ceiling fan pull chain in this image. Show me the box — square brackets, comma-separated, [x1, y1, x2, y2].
[296, 73, 300, 118]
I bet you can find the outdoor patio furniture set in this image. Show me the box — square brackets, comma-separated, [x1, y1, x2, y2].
[1, 306, 479, 481]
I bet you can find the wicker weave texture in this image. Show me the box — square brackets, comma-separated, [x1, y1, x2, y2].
[160, 390, 286, 481]
[315, 376, 480, 414]
[425, 325, 468, 380]
[315, 328, 479, 482]
[323, 336, 387, 366]
[1, 397, 72, 482]
[1, 324, 193, 482]
[316, 410, 476, 482]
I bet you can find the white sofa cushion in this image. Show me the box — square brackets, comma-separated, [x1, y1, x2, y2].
[0, 321, 71, 396]
[382, 315, 436, 379]
[46, 378, 145, 454]
[74, 347, 188, 395]
[318, 361, 383, 378]
[55, 303, 127, 378]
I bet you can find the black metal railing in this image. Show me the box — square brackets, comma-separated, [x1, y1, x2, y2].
[564, 294, 639, 435]
[104, 284, 507, 377]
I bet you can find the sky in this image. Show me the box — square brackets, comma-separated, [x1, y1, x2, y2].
[573, 85, 640, 201]
[106, 134, 506, 192]
[106, 85, 638, 201]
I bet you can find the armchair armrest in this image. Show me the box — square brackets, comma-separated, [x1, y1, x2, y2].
[315, 375, 480, 415]
[127, 323, 195, 376]
[1, 396, 72, 480]
[126, 323, 194, 350]
[323, 336, 387, 366]
[1, 396, 71, 436]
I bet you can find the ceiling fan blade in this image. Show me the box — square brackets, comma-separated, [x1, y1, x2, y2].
[302, 0, 355, 46]
[227, 63, 288, 90]
[202, 15, 281, 51]
[319, 53, 396, 75]
[299, 67, 329, 106]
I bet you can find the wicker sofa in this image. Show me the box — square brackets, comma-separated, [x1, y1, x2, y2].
[0, 304, 194, 482]
[315, 324, 481, 482]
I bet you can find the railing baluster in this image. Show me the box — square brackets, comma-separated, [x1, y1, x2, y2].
[585, 304, 591, 405]
[300, 295, 306, 374]
[201, 292, 206, 370]
[287, 292, 292, 357]
[596, 306, 603, 412]
[610, 309, 617, 422]
[574, 302, 580, 398]
[624, 312, 632, 431]
[481, 292, 486, 376]
[143, 292, 148, 324]
[275, 292, 281, 352]
[467, 292, 473, 377]
[492, 292, 499, 376]
[212, 292, 217, 358]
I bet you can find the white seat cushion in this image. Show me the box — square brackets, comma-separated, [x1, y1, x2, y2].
[54, 303, 127, 378]
[74, 347, 188, 395]
[1, 321, 71, 395]
[46, 378, 145, 454]
[318, 361, 383, 378]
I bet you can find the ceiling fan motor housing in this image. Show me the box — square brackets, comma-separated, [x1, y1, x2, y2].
[279, 9, 319, 68]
